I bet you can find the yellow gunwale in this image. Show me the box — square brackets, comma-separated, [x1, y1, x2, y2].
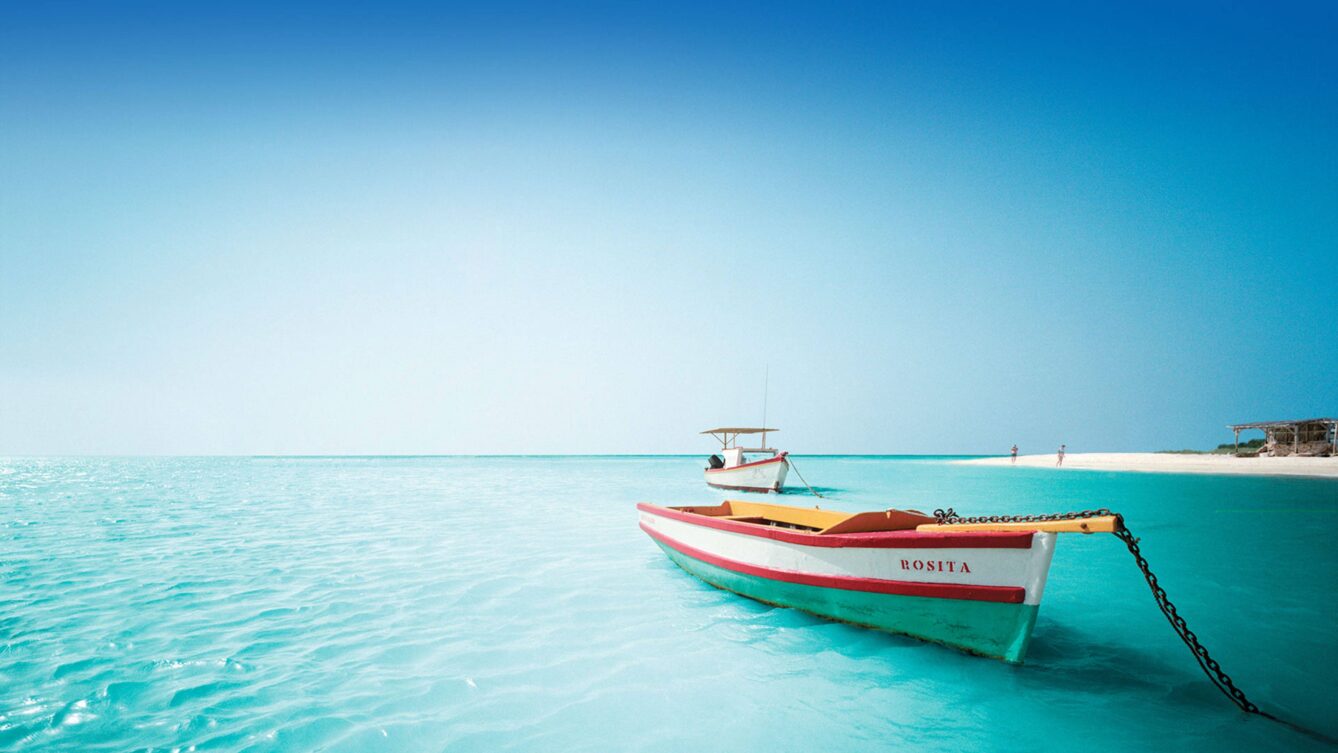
[665, 500, 1122, 536]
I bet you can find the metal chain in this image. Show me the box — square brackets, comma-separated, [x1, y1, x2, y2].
[932, 507, 1115, 525]
[784, 457, 824, 499]
[1111, 523, 1268, 717]
[932, 507, 1270, 719]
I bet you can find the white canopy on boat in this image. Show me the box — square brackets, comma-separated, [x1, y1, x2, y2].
[701, 427, 780, 452]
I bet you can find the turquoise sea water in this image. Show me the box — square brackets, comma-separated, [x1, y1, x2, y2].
[2, 456, 1335, 752]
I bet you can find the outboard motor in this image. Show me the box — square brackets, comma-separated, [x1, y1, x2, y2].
[706, 454, 724, 470]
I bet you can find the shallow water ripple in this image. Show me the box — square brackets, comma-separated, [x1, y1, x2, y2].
[1, 456, 1334, 752]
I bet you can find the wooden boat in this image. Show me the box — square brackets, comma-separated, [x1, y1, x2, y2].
[638, 499, 1119, 662]
[701, 427, 789, 493]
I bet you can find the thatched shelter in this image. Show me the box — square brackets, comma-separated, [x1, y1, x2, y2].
[1227, 418, 1337, 457]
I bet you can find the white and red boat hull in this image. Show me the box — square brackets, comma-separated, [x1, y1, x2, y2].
[638, 502, 1057, 662]
[704, 453, 789, 493]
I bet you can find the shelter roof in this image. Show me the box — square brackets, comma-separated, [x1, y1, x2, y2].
[1228, 418, 1337, 430]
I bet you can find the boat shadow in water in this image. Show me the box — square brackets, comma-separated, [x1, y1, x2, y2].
[717, 601, 1192, 697]
[777, 486, 845, 496]
[1022, 621, 1203, 697]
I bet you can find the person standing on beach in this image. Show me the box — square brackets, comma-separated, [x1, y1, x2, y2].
[1011, 445, 1018, 464]
[1057, 444, 1066, 466]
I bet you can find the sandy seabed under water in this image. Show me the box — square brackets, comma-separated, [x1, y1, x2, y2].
[1, 455, 1335, 752]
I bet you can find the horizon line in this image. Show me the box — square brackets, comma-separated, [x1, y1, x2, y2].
[0, 452, 1005, 459]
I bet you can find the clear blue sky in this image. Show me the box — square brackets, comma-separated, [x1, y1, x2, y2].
[2, 1, 1334, 454]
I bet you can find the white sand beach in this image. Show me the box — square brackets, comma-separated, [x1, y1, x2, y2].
[956, 452, 1338, 478]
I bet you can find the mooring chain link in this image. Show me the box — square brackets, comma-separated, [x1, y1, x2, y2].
[783, 457, 824, 499]
[1110, 523, 1267, 717]
[931, 507, 1269, 720]
[931, 507, 1115, 525]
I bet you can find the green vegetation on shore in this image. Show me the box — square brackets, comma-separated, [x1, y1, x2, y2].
[1159, 438, 1266, 455]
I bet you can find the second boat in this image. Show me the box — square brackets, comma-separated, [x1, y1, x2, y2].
[701, 427, 789, 493]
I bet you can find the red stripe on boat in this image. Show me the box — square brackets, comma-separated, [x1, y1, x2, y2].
[641, 523, 1025, 604]
[705, 454, 788, 473]
[705, 483, 778, 492]
[636, 503, 1034, 549]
